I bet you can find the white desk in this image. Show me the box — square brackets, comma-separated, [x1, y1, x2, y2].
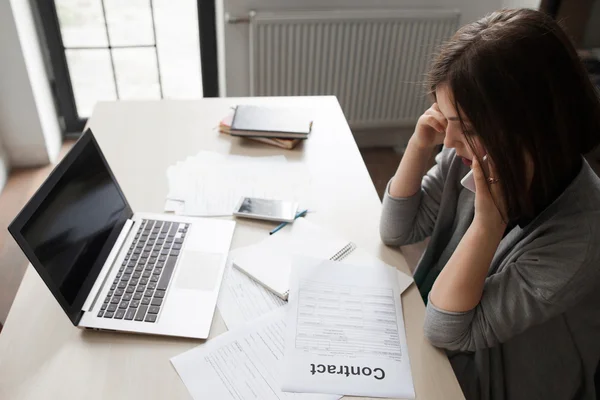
[0, 97, 463, 399]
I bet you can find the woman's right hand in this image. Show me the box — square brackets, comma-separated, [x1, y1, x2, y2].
[412, 103, 447, 149]
[388, 104, 448, 198]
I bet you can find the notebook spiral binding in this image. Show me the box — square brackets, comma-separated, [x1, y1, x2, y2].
[282, 242, 357, 298]
[330, 242, 357, 261]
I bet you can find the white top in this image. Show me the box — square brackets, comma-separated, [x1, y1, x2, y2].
[0, 97, 463, 399]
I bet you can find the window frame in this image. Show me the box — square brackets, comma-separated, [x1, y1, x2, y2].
[34, 0, 219, 136]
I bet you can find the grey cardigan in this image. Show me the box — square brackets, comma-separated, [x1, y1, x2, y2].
[380, 147, 600, 400]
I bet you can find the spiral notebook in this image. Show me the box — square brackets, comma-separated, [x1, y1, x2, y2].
[232, 218, 358, 300]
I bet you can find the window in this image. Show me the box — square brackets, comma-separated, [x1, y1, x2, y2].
[35, 0, 218, 133]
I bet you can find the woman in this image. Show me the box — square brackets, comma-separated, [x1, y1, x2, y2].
[380, 8, 600, 400]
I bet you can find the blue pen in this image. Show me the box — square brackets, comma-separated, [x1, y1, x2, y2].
[269, 209, 308, 235]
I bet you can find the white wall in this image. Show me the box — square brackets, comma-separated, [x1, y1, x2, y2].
[0, 0, 61, 169]
[501, 0, 540, 10]
[218, 0, 506, 96]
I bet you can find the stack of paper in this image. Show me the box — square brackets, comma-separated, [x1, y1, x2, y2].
[217, 219, 413, 329]
[172, 256, 415, 400]
[171, 308, 340, 400]
[165, 151, 312, 216]
[282, 257, 415, 399]
[218, 246, 413, 330]
[217, 246, 286, 330]
[170, 217, 416, 399]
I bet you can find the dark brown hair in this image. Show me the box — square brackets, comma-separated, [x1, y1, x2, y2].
[428, 8, 600, 222]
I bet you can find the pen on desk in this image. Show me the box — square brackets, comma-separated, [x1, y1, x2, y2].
[269, 209, 308, 235]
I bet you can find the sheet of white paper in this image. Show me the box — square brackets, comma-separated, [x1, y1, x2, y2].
[171, 308, 340, 400]
[282, 257, 415, 399]
[166, 152, 287, 198]
[232, 218, 350, 298]
[182, 162, 311, 217]
[219, 243, 413, 330]
[164, 199, 185, 214]
[164, 150, 311, 216]
[343, 247, 414, 293]
[218, 248, 286, 330]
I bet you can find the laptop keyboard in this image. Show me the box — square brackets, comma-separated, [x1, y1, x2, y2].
[97, 219, 189, 323]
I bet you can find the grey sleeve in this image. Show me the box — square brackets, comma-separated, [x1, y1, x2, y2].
[423, 219, 600, 351]
[379, 148, 452, 246]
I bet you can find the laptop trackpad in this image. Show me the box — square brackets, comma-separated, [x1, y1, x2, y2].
[175, 251, 223, 291]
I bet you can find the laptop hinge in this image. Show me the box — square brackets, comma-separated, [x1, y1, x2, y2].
[82, 219, 135, 312]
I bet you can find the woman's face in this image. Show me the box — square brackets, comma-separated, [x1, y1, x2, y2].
[435, 84, 486, 167]
[435, 83, 535, 191]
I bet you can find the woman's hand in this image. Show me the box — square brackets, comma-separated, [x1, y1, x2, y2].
[388, 103, 447, 198]
[471, 157, 508, 233]
[429, 155, 507, 313]
[412, 103, 447, 149]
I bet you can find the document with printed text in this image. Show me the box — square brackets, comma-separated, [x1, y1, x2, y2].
[217, 247, 286, 330]
[281, 257, 415, 399]
[217, 246, 413, 330]
[171, 308, 340, 400]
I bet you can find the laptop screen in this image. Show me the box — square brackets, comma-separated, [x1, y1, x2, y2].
[14, 132, 131, 322]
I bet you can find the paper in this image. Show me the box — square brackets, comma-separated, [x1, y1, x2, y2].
[183, 163, 310, 217]
[171, 308, 340, 400]
[218, 248, 286, 330]
[282, 257, 415, 399]
[219, 257, 412, 330]
[164, 199, 185, 214]
[232, 218, 350, 298]
[233, 218, 414, 300]
[165, 151, 312, 216]
[220, 229, 413, 329]
[343, 247, 414, 294]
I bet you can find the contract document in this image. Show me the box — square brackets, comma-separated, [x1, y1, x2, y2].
[171, 308, 341, 400]
[281, 257, 415, 399]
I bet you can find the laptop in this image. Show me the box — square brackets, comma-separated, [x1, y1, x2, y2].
[8, 129, 236, 339]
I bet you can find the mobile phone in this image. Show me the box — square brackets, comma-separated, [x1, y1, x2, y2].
[460, 169, 476, 193]
[460, 155, 488, 193]
[233, 197, 299, 222]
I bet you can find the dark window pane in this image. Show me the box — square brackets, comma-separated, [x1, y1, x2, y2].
[56, 0, 108, 48]
[104, 0, 154, 46]
[112, 48, 160, 100]
[66, 49, 117, 117]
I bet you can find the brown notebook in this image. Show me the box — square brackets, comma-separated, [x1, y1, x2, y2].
[219, 113, 301, 150]
[229, 105, 312, 139]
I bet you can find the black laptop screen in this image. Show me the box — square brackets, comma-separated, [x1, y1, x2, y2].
[21, 139, 127, 306]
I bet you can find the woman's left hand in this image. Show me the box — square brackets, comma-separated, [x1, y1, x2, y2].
[429, 156, 507, 312]
[471, 156, 508, 232]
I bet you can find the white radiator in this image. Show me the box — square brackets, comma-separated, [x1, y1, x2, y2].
[248, 9, 460, 129]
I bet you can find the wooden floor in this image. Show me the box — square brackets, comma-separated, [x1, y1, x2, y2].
[0, 141, 74, 326]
